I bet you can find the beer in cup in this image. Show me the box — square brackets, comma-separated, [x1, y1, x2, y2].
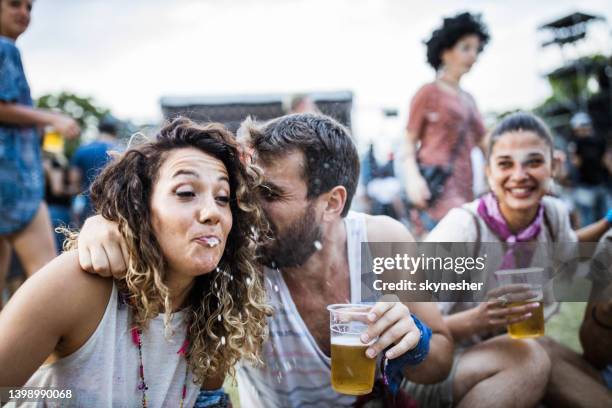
[42, 126, 64, 154]
[327, 304, 376, 395]
[494, 267, 545, 339]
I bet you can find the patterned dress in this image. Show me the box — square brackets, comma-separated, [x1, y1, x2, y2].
[406, 82, 486, 223]
[0, 36, 43, 234]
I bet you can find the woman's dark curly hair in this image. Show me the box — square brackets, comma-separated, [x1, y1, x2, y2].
[66, 117, 272, 382]
[425, 12, 490, 71]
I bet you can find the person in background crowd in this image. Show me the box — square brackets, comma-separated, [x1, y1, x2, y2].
[286, 93, 320, 115]
[43, 149, 79, 252]
[0, 118, 271, 407]
[400, 12, 488, 233]
[0, 0, 80, 308]
[567, 112, 611, 226]
[403, 112, 611, 408]
[362, 147, 407, 222]
[70, 116, 120, 225]
[538, 230, 612, 407]
[75, 113, 455, 408]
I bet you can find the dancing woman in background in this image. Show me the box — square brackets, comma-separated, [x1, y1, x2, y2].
[401, 12, 489, 232]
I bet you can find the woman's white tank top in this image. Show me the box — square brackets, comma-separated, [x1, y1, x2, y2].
[14, 283, 199, 407]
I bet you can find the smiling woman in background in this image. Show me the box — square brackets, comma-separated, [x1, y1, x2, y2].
[402, 111, 611, 408]
[0, 118, 271, 407]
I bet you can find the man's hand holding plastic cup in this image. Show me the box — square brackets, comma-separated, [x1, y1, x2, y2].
[360, 297, 420, 360]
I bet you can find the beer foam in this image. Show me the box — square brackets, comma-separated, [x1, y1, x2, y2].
[331, 336, 369, 346]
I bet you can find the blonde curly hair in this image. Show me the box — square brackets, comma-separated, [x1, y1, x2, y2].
[66, 117, 272, 383]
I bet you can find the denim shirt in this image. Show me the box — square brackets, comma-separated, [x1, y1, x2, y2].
[0, 36, 43, 234]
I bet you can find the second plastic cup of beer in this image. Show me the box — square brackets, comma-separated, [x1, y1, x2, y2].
[494, 267, 545, 339]
[327, 304, 376, 395]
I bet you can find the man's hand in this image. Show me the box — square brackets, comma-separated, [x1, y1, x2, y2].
[361, 301, 420, 360]
[78, 215, 129, 278]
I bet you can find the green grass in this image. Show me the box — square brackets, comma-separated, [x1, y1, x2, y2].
[545, 301, 587, 352]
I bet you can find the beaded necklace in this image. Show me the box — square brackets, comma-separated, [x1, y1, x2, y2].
[130, 326, 190, 408]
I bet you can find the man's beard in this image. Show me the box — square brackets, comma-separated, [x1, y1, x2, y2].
[259, 202, 322, 268]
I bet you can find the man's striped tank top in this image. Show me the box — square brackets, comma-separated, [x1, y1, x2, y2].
[237, 211, 369, 407]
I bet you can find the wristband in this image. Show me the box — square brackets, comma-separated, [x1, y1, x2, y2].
[605, 209, 612, 224]
[382, 313, 432, 395]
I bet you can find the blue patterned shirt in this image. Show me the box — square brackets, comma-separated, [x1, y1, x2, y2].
[0, 36, 43, 234]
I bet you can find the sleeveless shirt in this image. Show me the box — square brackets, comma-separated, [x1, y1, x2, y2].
[237, 211, 369, 407]
[16, 283, 199, 407]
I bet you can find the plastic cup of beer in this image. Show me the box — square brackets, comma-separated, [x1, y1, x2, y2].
[42, 127, 64, 154]
[494, 267, 545, 339]
[327, 304, 376, 395]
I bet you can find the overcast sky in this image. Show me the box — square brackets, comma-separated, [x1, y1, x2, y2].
[16, 0, 612, 146]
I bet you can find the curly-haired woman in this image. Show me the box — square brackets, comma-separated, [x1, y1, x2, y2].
[0, 117, 272, 407]
[400, 12, 489, 232]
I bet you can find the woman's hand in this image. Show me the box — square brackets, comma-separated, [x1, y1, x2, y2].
[78, 215, 129, 278]
[402, 129, 430, 209]
[471, 284, 541, 334]
[50, 113, 80, 140]
[405, 171, 431, 209]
